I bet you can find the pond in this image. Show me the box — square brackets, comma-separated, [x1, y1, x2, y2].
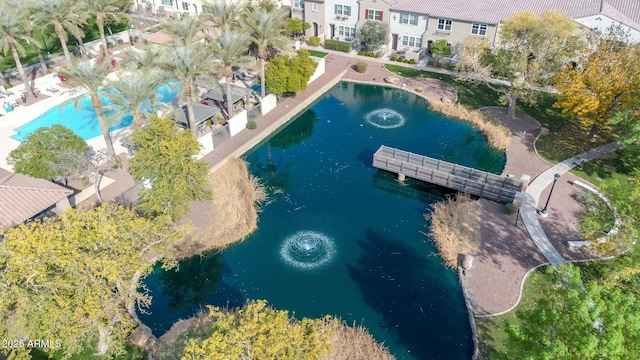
[139, 82, 505, 359]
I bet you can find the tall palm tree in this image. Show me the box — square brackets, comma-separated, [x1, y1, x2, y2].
[0, 8, 39, 98]
[120, 45, 164, 73]
[243, 8, 289, 98]
[20, 0, 49, 73]
[60, 59, 116, 159]
[162, 15, 205, 46]
[210, 31, 252, 117]
[203, 0, 242, 33]
[33, 0, 86, 62]
[159, 45, 214, 137]
[84, 0, 125, 56]
[104, 71, 162, 130]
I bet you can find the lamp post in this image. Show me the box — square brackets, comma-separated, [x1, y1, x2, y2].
[40, 33, 50, 57]
[538, 173, 561, 217]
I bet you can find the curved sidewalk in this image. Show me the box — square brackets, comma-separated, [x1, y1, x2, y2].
[521, 141, 624, 267]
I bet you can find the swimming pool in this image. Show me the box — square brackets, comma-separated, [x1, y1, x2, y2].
[11, 85, 178, 142]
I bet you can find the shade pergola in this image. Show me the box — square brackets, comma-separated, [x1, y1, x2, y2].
[170, 103, 220, 129]
[204, 85, 254, 104]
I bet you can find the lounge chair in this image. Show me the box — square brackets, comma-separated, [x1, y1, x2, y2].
[0, 88, 14, 96]
[47, 85, 60, 95]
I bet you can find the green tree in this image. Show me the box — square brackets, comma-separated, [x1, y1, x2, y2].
[161, 14, 205, 46]
[32, 0, 86, 62]
[60, 58, 116, 159]
[285, 17, 309, 38]
[22, 0, 49, 73]
[181, 300, 331, 360]
[83, 0, 126, 56]
[430, 39, 450, 66]
[496, 264, 640, 359]
[128, 116, 211, 220]
[457, 11, 577, 118]
[265, 49, 317, 95]
[159, 44, 214, 136]
[0, 7, 39, 98]
[210, 31, 252, 117]
[0, 203, 182, 358]
[7, 125, 89, 181]
[203, 0, 242, 34]
[243, 7, 289, 98]
[554, 25, 640, 138]
[357, 20, 389, 50]
[105, 70, 163, 129]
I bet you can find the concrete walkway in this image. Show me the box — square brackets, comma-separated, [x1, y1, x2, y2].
[521, 141, 624, 267]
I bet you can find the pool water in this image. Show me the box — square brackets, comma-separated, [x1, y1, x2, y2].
[11, 85, 177, 142]
[139, 82, 505, 359]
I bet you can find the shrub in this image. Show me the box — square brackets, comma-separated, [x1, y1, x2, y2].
[308, 36, 320, 47]
[107, 41, 115, 48]
[416, 87, 423, 93]
[504, 203, 518, 215]
[390, 53, 399, 61]
[246, 121, 257, 130]
[324, 39, 351, 53]
[408, 59, 416, 64]
[355, 61, 368, 73]
[357, 50, 380, 58]
[116, 39, 124, 45]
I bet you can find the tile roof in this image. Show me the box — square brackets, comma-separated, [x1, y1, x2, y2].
[390, 0, 604, 25]
[0, 170, 73, 229]
[604, 0, 640, 23]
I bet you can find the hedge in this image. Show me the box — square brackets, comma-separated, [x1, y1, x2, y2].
[308, 36, 320, 47]
[355, 61, 367, 73]
[324, 39, 351, 53]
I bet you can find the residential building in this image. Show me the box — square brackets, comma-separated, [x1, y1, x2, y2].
[132, 0, 292, 17]
[303, 0, 326, 38]
[325, 0, 359, 41]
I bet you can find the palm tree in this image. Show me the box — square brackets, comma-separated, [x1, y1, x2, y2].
[243, 8, 289, 98]
[20, 0, 49, 72]
[159, 45, 214, 137]
[0, 8, 39, 98]
[120, 45, 164, 73]
[210, 31, 252, 118]
[32, 0, 86, 62]
[162, 15, 205, 46]
[104, 71, 162, 130]
[84, 0, 125, 56]
[60, 59, 116, 159]
[203, 0, 242, 33]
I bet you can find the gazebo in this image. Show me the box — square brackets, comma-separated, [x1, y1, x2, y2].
[170, 104, 221, 132]
[203, 85, 254, 109]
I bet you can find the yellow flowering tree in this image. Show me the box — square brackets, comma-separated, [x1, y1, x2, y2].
[0, 203, 183, 359]
[554, 25, 640, 139]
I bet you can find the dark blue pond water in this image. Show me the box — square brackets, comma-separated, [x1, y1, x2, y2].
[139, 82, 505, 359]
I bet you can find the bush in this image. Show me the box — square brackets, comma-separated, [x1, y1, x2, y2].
[408, 59, 416, 64]
[246, 121, 257, 130]
[117, 39, 124, 45]
[324, 39, 351, 53]
[357, 50, 380, 58]
[308, 36, 320, 47]
[107, 42, 115, 48]
[416, 87, 423, 93]
[390, 53, 399, 61]
[504, 203, 518, 215]
[355, 61, 368, 73]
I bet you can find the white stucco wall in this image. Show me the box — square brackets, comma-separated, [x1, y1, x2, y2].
[389, 11, 429, 50]
[227, 110, 248, 137]
[326, 0, 359, 39]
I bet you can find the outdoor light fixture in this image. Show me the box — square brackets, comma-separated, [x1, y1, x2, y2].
[538, 173, 561, 217]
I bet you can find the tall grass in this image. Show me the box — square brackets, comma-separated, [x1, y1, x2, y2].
[321, 319, 394, 360]
[428, 101, 511, 150]
[428, 193, 481, 268]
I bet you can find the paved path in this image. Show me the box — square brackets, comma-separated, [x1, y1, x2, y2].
[521, 141, 624, 267]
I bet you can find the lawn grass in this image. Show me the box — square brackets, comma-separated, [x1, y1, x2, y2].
[476, 266, 552, 358]
[307, 49, 328, 58]
[384, 64, 617, 163]
[30, 342, 146, 360]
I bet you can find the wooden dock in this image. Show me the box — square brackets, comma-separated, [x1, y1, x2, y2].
[372, 146, 523, 203]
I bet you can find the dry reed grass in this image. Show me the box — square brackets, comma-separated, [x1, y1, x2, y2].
[428, 101, 511, 150]
[428, 193, 481, 268]
[176, 158, 265, 258]
[320, 319, 394, 360]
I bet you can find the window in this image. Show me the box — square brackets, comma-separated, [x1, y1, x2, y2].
[437, 19, 452, 31]
[401, 36, 421, 48]
[161, 0, 172, 5]
[471, 23, 488, 36]
[338, 26, 356, 37]
[182, 2, 189, 10]
[366, 9, 383, 21]
[293, 0, 303, 9]
[400, 13, 418, 25]
[335, 5, 351, 16]
[312, 3, 317, 11]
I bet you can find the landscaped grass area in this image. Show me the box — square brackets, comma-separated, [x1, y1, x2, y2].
[384, 64, 618, 164]
[307, 49, 328, 58]
[30, 342, 146, 360]
[475, 266, 552, 358]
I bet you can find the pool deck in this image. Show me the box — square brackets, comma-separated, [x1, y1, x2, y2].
[0, 48, 610, 355]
